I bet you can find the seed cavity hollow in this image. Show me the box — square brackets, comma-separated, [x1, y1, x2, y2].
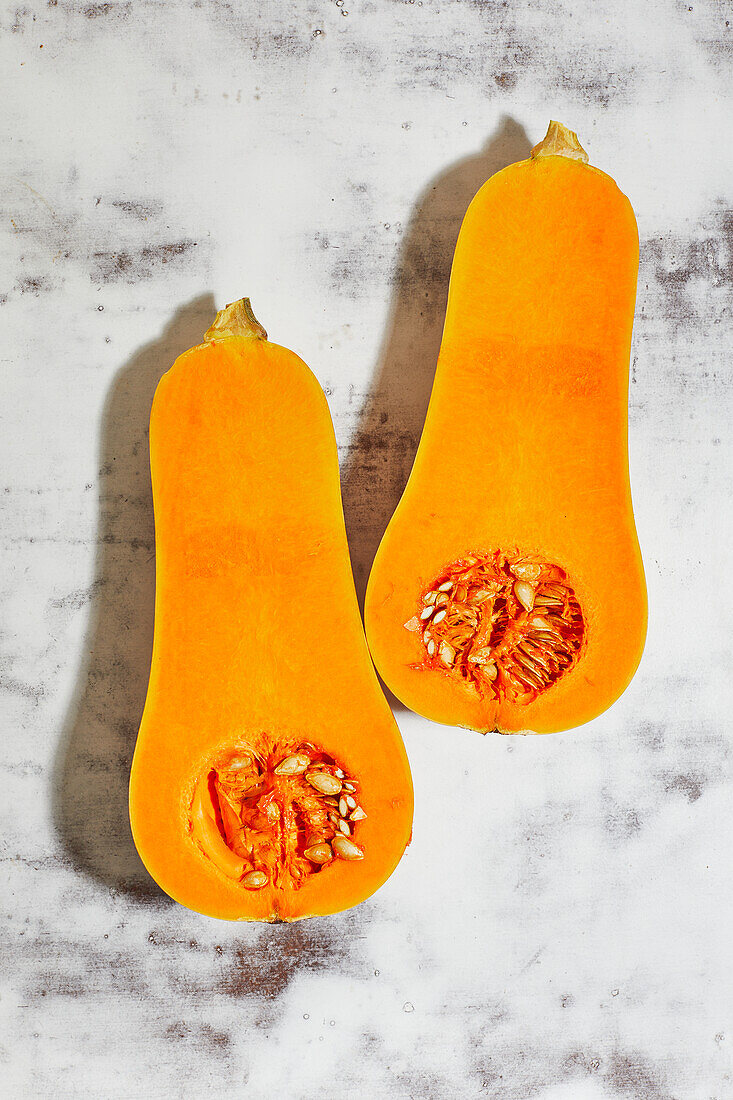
[190, 737, 365, 890]
[408, 551, 585, 704]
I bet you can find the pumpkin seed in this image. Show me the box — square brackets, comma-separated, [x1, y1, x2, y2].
[432, 609, 447, 624]
[420, 605, 434, 620]
[350, 806, 367, 821]
[514, 581, 535, 612]
[274, 753, 310, 776]
[242, 870, 268, 889]
[306, 771, 342, 795]
[338, 819, 351, 836]
[304, 843, 332, 864]
[227, 755, 252, 771]
[339, 796, 349, 817]
[511, 561, 542, 582]
[437, 580, 453, 592]
[332, 835, 364, 860]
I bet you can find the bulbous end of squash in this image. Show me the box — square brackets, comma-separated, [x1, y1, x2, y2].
[531, 120, 588, 163]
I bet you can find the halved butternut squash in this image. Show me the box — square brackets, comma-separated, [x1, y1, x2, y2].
[365, 123, 647, 734]
[129, 299, 413, 920]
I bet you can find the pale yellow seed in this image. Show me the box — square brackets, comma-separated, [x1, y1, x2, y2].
[274, 753, 310, 776]
[339, 796, 349, 817]
[534, 594, 562, 607]
[350, 806, 367, 821]
[404, 616, 420, 632]
[338, 819, 351, 836]
[511, 561, 542, 582]
[468, 647, 492, 664]
[514, 581, 535, 613]
[439, 641, 455, 667]
[483, 660, 498, 680]
[432, 609, 447, 624]
[242, 870, 268, 890]
[306, 771, 342, 795]
[226, 756, 252, 771]
[427, 640, 436, 657]
[531, 615, 552, 631]
[332, 835, 364, 860]
[437, 580, 453, 592]
[423, 591, 437, 605]
[342, 781, 356, 792]
[304, 843, 332, 865]
[345, 794, 357, 810]
[420, 606, 434, 620]
[334, 768, 345, 778]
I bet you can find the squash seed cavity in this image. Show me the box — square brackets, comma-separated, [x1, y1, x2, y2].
[409, 551, 585, 703]
[189, 738, 366, 890]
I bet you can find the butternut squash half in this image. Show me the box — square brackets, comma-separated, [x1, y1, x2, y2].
[129, 299, 413, 920]
[365, 122, 647, 734]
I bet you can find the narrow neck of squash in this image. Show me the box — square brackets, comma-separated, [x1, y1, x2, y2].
[531, 121, 588, 164]
[204, 298, 268, 342]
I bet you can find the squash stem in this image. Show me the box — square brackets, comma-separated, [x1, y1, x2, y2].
[204, 297, 268, 342]
[531, 121, 589, 164]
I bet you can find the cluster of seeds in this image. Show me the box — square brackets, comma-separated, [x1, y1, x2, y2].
[405, 551, 585, 703]
[202, 740, 366, 891]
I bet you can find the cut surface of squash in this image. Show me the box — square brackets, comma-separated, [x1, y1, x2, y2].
[129, 300, 413, 920]
[365, 122, 647, 734]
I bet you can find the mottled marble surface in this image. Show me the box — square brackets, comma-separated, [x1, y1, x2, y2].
[2, 0, 732, 1096]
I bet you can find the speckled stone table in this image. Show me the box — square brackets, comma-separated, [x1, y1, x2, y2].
[2, 1, 731, 1096]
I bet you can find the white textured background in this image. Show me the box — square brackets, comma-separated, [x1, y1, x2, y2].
[2, 1, 732, 1097]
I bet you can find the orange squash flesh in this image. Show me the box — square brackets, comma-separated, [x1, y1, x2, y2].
[365, 123, 647, 735]
[129, 300, 413, 920]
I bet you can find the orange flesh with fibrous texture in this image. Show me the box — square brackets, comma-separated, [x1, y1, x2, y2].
[129, 304, 413, 920]
[365, 124, 647, 734]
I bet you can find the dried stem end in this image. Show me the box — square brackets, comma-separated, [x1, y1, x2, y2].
[204, 297, 268, 342]
[531, 121, 589, 164]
